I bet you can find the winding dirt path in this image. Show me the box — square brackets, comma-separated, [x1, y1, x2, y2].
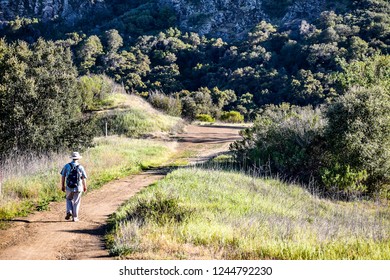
[0, 124, 244, 260]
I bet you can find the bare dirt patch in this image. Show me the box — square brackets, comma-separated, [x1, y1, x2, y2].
[0, 124, 243, 260]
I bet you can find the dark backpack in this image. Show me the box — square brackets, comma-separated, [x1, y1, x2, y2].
[66, 163, 81, 188]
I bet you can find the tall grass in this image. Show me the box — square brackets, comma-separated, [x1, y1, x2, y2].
[0, 137, 176, 221]
[107, 166, 390, 260]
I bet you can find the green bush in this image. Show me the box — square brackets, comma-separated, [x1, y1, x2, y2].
[231, 103, 326, 181]
[78, 75, 116, 111]
[320, 163, 368, 196]
[180, 88, 217, 120]
[324, 86, 390, 194]
[220, 111, 244, 123]
[195, 114, 215, 123]
[126, 191, 193, 226]
[148, 90, 182, 117]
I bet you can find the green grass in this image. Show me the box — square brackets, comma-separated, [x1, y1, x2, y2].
[106, 167, 390, 260]
[95, 93, 185, 138]
[103, 108, 183, 138]
[0, 137, 176, 222]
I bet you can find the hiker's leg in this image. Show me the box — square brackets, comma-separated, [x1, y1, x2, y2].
[66, 191, 74, 214]
[72, 192, 82, 218]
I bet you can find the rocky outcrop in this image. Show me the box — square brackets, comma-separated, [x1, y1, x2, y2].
[159, 0, 327, 40]
[159, 0, 267, 39]
[0, 0, 106, 23]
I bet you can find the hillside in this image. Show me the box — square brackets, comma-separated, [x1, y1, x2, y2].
[92, 91, 185, 138]
[159, 0, 351, 40]
[0, 0, 389, 210]
[0, 0, 106, 22]
[0, 0, 351, 40]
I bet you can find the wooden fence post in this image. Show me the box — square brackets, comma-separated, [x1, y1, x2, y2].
[0, 168, 2, 195]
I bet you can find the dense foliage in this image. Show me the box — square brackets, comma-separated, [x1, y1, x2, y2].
[323, 84, 390, 195]
[0, 39, 94, 158]
[231, 104, 326, 180]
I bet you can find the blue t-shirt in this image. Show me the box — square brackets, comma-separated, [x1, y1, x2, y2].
[60, 161, 88, 192]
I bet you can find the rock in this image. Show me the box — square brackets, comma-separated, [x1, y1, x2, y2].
[159, 0, 268, 40]
[0, 0, 106, 23]
[159, 0, 326, 40]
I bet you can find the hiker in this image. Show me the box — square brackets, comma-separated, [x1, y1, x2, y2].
[60, 152, 88, 222]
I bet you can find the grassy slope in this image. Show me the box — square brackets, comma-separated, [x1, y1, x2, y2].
[107, 167, 390, 260]
[95, 93, 185, 138]
[0, 93, 182, 222]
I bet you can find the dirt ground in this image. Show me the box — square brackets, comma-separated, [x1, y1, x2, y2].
[0, 124, 244, 260]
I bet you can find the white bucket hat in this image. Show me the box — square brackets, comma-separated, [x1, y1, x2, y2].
[70, 152, 82, 160]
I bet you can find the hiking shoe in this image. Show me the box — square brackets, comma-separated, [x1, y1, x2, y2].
[73, 217, 79, 222]
[65, 213, 72, 220]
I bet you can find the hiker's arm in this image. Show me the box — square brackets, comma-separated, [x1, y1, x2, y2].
[82, 178, 87, 192]
[61, 176, 66, 192]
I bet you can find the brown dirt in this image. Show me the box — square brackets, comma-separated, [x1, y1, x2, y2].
[0, 124, 244, 260]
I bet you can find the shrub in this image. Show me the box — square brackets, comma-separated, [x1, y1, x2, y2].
[320, 163, 368, 197]
[78, 75, 117, 111]
[180, 88, 216, 120]
[195, 114, 215, 123]
[220, 111, 244, 123]
[147, 90, 182, 116]
[126, 191, 193, 226]
[323, 86, 390, 194]
[231, 103, 326, 181]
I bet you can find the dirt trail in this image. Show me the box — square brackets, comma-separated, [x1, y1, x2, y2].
[0, 124, 243, 260]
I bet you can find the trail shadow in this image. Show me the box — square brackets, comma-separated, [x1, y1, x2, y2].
[177, 136, 241, 144]
[141, 151, 241, 178]
[1, 219, 67, 224]
[60, 225, 107, 236]
[142, 167, 172, 175]
[196, 124, 248, 130]
[179, 154, 242, 172]
[59, 223, 113, 259]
